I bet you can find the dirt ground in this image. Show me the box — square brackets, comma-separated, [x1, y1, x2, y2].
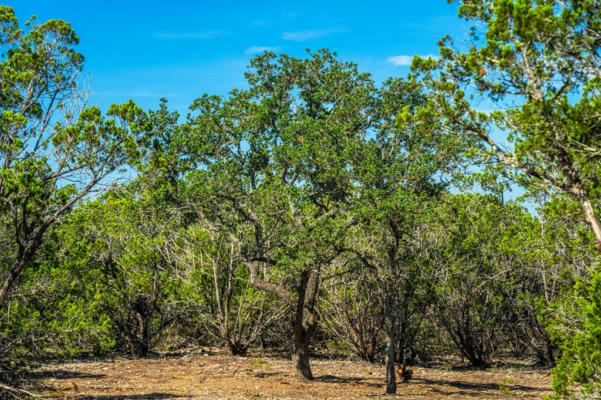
[32, 351, 553, 399]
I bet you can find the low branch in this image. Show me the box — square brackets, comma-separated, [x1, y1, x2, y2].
[461, 126, 567, 192]
[247, 261, 294, 306]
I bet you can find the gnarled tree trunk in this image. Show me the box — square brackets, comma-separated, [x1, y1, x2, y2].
[292, 269, 319, 380]
[247, 260, 322, 380]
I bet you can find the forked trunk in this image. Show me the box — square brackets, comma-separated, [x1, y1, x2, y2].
[246, 260, 321, 381]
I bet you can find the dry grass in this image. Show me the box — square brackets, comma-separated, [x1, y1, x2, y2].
[32, 351, 552, 399]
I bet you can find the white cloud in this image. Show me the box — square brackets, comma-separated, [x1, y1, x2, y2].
[153, 31, 227, 40]
[245, 46, 281, 55]
[282, 27, 344, 41]
[387, 54, 438, 66]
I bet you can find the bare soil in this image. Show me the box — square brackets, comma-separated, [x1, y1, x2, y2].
[33, 351, 552, 399]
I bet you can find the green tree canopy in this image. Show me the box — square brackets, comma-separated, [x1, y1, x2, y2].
[0, 6, 147, 306]
[183, 49, 375, 379]
[411, 0, 601, 246]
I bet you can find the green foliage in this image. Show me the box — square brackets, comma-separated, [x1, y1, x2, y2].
[0, 227, 114, 370]
[544, 271, 601, 398]
[58, 172, 188, 356]
[3, 4, 601, 397]
[429, 194, 547, 367]
[499, 376, 515, 396]
[547, 269, 601, 399]
[410, 1, 601, 392]
[0, 7, 147, 378]
[322, 262, 385, 362]
[414, 0, 601, 244]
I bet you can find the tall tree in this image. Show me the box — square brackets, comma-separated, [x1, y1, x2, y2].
[0, 6, 146, 307]
[351, 78, 466, 393]
[185, 50, 373, 379]
[412, 0, 601, 246]
[410, 1, 601, 396]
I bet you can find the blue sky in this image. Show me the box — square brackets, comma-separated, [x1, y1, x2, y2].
[5, 1, 468, 113]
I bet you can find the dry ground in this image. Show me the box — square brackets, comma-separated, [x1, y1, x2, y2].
[32, 351, 553, 399]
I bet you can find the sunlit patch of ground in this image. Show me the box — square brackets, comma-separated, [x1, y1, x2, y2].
[33, 351, 552, 399]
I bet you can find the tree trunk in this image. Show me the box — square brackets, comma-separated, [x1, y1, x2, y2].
[132, 296, 153, 357]
[398, 332, 405, 368]
[385, 334, 397, 394]
[0, 237, 43, 309]
[570, 183, 601, 248]
[541, 335, 557, 368]
[292, 269, 319, 380]
[246, 260, 321, 380]
[132, 312, 150, 357]
[293, 327, 313, 380]
[580, 195, 601, 249]
[0, 259, 25, 308]
[226, 339, 247, 356]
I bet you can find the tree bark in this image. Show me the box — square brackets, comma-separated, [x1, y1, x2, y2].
[292, 269, 319, 380]
[133, 298, 152, 357]
[0, 231, 45, 308]
[246, 259, 321, 380]
[0, 259, 25, 308]
[578, 194, 601, 249]
[248, 261, 294, 306]
[385, 333, 398, 394]
[293, 327, 313, 380]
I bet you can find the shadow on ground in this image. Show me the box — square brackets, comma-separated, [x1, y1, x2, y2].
[316, 374, 382, 388]
[28, 369, 105, 380]
[74, 394, 188, 399]
[413, 377, 546, 393]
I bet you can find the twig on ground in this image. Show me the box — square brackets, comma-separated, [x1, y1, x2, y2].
[0, 382, 42, 399]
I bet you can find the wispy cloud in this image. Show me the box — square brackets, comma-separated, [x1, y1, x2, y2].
[386, 54, 438, 66]
[244, 46, 281, 55]
[282, 27, 344, 41]
[153, 31, 227, 40]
